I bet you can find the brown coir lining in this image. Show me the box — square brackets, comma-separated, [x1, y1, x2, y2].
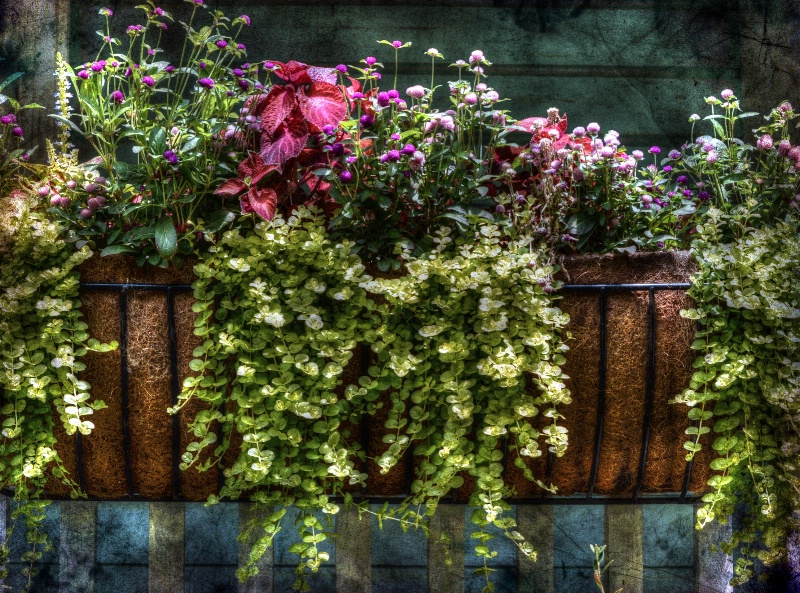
[51, 251, 708, 500]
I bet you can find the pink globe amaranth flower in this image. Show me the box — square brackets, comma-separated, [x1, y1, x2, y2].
[778, 140, 792, 155]
[199, 77, 215, 89]
[649, 146, 661, 154]
[91, 61, 105, 72]
[702, 142, 714, 153]
[599, 146, 614, 158]
[390, 133, 401, 141]
[110, 90, 124, 104]
[79, 208, 93, 219]
[350, 91, 364, 100]
[365, 56, 377, 66]
[141, 76, 155, 87]
[778, 101, 793, 112]
[631, 150, 644, 160]
[377, 92, 390, 107]
[464, 92, 478, 105]
[78, 70, 90, 79]
[756, 134, 773, 150]
[0, 115, 10, 125]
[387, 89, 400, 99]
[37, 185, 51, 197]
[396, 100, 407, 110]
[339, 170, 352, 183]
[572, 126, 586, 137]
[392, 40, 403, 48]
[126, 25, 144, 35]
[237, 43, 245, 51]
[439, 115, 455, 131]
[99, 7, 113, 16]
[239, 14, 251, 25]
[668, 149, 681, 159]
[406, 85, 425, 99]
[216, 39, 228, 49]
[721, 88, 734, 99]
[706, 150, 719, 163]
[410, 151, 425, 170]
[401, 143, 415, 155]
[469, 50, 484, 63]
[586, 122, 600, 135]
[789, 147, 800, 160]
[335, 64, 347, 74]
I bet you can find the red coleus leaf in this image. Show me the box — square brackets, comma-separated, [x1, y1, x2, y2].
[244, 93, 270, 118]
[260, 86, 296, 136]
[246, 186, 278, 221]
[296, 81, 347, 132]
[237, 152, 280, 185]
[260, 112, 310, 166]
[270, 60, 312, 85]
[306, 65, 337, 85]
[215, 179, 247, 197]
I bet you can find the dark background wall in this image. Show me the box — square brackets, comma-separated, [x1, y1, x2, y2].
[1, 0, 799, 156]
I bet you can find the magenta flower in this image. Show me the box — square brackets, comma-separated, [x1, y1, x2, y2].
[141, 76, 155, 87]
[91, 61, 105, 72]
[126, 25, 144, 35]
[238, 79, 249, 90]
[586, 122, 600, 135]
[365, 56, 377, 66]
[153, 7, 164, 16]
[0, 115, 10, 125]
[11, 127, 23, 138]
[392, 40, 403, 48]
[359, 114, 374, 128]
[387, 89, 399, 99]
[756, 134, 773, 151]
[99, 7, 113, 16]
[237, 43, 245, 51]
[163, 150, 178, 165]
[377, 92, 390, 107]
[232, 68, 243, 77]
[401, 143, 415, 155]
[387, 150, 400, 162]
[165, 65, 176, 73]
[335, 64, 347, 74]
[216, 39, 228, 49]
[649, 146, 661, 154]
[340, 170, 353, 183]
[110, 90, 124, 104]
[199, 77, 215, 89]
[78, 70, 90, 79]
[239, 14, 251, 25]
[406, 85, 425, 99]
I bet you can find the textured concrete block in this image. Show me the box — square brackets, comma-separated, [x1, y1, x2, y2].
[644, 566, 695, 593]
[428, 505, 465, 593]
[552, 505, 604, 568]
[517, 505, 553, 593]
[185, 503, 238, 566]
[59, 501, 97, 593]
[553, 566, 595, 593]
[643, 505, 694, 567]
[184, 565, 237, 593]
[465, 566, 515, 593]
[694, 510, 733, 593]
[336, 507, 371, 593]
[370, 504, 427, 567]
[274, 565, 335, 593]
[95, 565, 148, 593]
[96, 502, 148, 565]
[606, 505, 643, 593]
[0, 495, 6, 592]
[149, 502, 185, 593]
[371, 567, 427, 593]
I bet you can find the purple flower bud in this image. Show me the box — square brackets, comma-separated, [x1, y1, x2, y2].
[141, 76, 155, 87]
[365, 56, 377, 66]
[377, 92, 390, 107]
[495, 204, 505, 213]
[232, 68, 244, 77]
[572, 126, 586, 137]
[78, 70, 90, 79]
[238, 79, 249, 90]
[757, 134, 773, 150]
[778, 140, 792, 156]
[339, 170, 353, 183]
[668, 149, 681, 159]
[239, 14, 250, 25]
[663, 165, 673, 173]
[387, 149, 400, 162]
[99, 7, 113, 16]
[163, 149, 178, 164]
[649, 145, 661, 154]
[335, 64, 348, 74]
[351, 91, 364, 100]
[698, 191, 711, 201]
[110, 90, 124, 104]
[778, 101, 793, 112]
[721, 89, 734, 99]
[631, 150, 644, 160]
[38, 185, 51, 197]
[91, 61, 104, 72]
[0, 115, 9, 125]
[237, 43, 245, 51]
[359, 114, 374, 128]
[199, 77, 215, 89]
[387, 89, 400, 99]
[11, 126, 23, 138]
[401, 143, 415, 155]
[216, 39, 228, 49]
[330, 143, 345, 156]
[706, 151, 719, 163]
[392, 40, 403, 48]
[80, 208, 93, 219]
[586, 122, 600, 135]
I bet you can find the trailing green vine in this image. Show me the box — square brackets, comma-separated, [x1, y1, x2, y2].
[178, 208, 571, 591]
[0, 190, 114, 591]
[676, 207, 800, 583]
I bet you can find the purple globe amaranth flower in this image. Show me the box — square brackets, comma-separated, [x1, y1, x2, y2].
[350, 91, 364, 100]
[778, 101, 793, 112]
[702, 142, 714, 153]
[600, 146, 615, 158]
[141, 76, 155, 87]
[78, 70, 90, 79]
[649, 146, 661, 154]
[199, 77, 215, 89]
[377, 92, 390, 107]
[232, 68, 244, 77]
[10, 127, 23, 138]
[335, 64, 348, 74]
[698, 191, 711, 201]
[126, 25, 144, 34]
[668, 149, 681, 159]
[110, 90, 124, 104]
[163, 149, 178, 165]
[469, 50, 484, 63]
[406, 85, 426, 99]
[401, 143, 416, 155]
[721, 88, 734, 99]
[91, 61, 105, 72]
[706, 151, 719, 163]
[586, 122, 601, 135]
[778, 140, 792, 156]
[392, 40, 403, 48]
[372, 72, 382, 80]
[682, 189, 693, 197]
[236, 79, 249, 91]
[572, 126, 586, 137]
[339, 170, 353, 183]
[631, 150, 644, 160]
[387, 89, 400, 99]
[239, 14, 251, 25]
[359, 114, 374, 128]
[330, 143, 345, 156]
[386, 149, 401, 162]
[663, 165, 673, 173]
[365, 56, 377, 66]
[99, 7, 113, 16]
[676, 175, 689, 185]
[0, 115, 10, 125]
[216, 39, 228, 49]
[237, 43, 245, 51]
[757, 134, 773, 150]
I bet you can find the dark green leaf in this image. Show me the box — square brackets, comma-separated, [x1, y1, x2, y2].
[154, 215, 178, 259]
[204, 209, 236, 233]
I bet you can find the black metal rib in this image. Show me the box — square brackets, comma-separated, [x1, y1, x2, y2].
[561, 283, 691, 292]
[587, 289, 608, 498]
[119, 288, 134, 498]
[634, 288, 657, 498]
[166, 288, 181, 500]
[81, 282, 193, 291]
[75, 432, 86, 492]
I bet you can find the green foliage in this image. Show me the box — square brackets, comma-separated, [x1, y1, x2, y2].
[675, 208, 800, 583]
[0, 191, 113, 591]
[181, 207, 570, 589]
